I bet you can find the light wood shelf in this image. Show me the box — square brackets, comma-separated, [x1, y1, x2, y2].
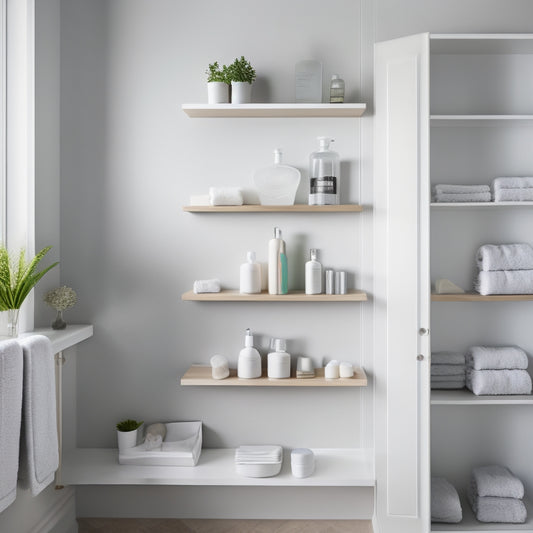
[431, 389, 533, 405]
[182, 103, 366, 118]
[61, 447, 375, 487]
[182, 289, 368, 302]
[183, 204, 363, 213]
[180, 366, 367, 387]
[432, 293, 533, 302]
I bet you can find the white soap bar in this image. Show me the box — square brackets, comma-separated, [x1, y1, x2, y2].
[210, 355, 230, 380]
[189, 194, 210, 206]
[339, 362, 354, 378]
[324, 361, 340, 379]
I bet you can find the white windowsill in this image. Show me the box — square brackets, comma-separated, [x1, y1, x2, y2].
[19, 324, 93, 353]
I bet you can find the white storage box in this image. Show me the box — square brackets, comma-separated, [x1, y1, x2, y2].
[118, 421, 202, 466]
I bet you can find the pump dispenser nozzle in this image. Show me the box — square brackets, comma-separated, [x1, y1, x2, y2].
[317, 136, 334, 151]
[244, 328, 253, 347]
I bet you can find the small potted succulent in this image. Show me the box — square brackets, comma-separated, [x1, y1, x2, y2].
[227, 56, 256, 104]
[206, 61, 229, 104]
[116, 418, 144, 452]
[44, 285, 77, 330]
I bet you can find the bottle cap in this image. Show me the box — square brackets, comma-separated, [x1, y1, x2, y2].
[274, 227, 282, 239]
[273, 149, 282, 164]
[331, 74, 339, 80]
[310, 248, 318, 261]
[246, 251, 256, 263]
[274, 338, 286, 352]
[244, 328, 254, 347]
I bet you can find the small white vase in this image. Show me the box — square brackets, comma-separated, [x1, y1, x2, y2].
[117, 428, 140, 451]
[231, 81, 252, 104]
[207, 81, 229, 104]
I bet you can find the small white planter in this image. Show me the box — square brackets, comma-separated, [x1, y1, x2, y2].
[117, 427, 142, 452]
[207, 81, 229, 104]
[231, 81, 252, 104]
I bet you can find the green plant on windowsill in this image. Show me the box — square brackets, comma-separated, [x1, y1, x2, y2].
[116, 419, 144, 432]
[227, 56, 256, 84]
[206, 61, 229, 84]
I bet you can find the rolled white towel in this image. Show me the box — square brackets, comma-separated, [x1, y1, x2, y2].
[494, 188, 533, 202]
[434, 184, 490, 194]
[431, 477, 462, 523]
[209, 187, 243, 206]
[476, 244, 533, 272]
[466, 369, 532, 395]
[472, 465, 524, 499]
[493, 177, 533, 190]
[476, 270, 533, 295]
[467, 346, 528, 371]
[193, 279, 221, 294]
[432, 351, 466, 366]
[434, 192, 491, 203]
[431, 364, 466, 376]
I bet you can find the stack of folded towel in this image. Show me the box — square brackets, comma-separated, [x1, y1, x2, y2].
[433, 184, 491, 203]
[468, 465, 527, 523]
[476, 243, 533, 295]
[431, 477, 462, 523]
[466, 346, 532, 396]
[431, 351, 466, 390]
[493, 177, 533, 202]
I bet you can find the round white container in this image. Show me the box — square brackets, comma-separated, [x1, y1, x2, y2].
[207, 81, 229, 104]
[291, 448, 315, 478]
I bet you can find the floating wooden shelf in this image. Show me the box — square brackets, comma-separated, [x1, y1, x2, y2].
[182, 103, 366, 118]
[61, 447, 375, 487]
[180, 366, 367, 387]
[182, 289, 368, 302]
[431, 389, 533, 405]
[183, 204, 363, 213]
[432, 292, 533, 302]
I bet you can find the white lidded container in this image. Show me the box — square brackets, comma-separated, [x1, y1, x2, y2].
[267, 338, 290, 378]
[309, 137, 340, 205]
[305, 248, 323, 294]
[239, 251, 261, 294]
[237, 328, 262, 379]
[253, 149, 301, 206]
[291, 448, 315, 478]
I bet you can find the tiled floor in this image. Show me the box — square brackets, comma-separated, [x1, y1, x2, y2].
[77, 518, 373, 533]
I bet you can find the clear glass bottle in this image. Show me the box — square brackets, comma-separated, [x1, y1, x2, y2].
[329, 74, 345, 104]
[309, 137, 340, 205]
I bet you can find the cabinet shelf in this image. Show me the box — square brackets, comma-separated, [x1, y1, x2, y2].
[431, 114, 533, 126]
[183, 204, 363, 213]
[181, 103, 366, 118]
[180, 366, 367, 387]
[431, 202, 533, 209]
[431, 390, 533, 405]
[61, 447, 375, 487]
[182, 289, 368, 302]
[432, 293, 533, 302]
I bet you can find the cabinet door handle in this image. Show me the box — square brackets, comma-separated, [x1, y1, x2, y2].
[417, 354, 424, 361]
[419, 328, 429, 336]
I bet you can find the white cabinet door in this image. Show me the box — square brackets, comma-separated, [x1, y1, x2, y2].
[374, 33, 431, 533]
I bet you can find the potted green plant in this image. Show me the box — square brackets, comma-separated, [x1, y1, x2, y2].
[44, 286, 77, 330]
[116, 418, 144, 451]
[206, 61, 229, 104]
[227, 56, 256, 104]
[0, 245, 58, 337]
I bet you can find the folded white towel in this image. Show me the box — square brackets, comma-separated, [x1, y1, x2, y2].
[466, 369, 532, 395]
[0, 340, 23, 513]
[468, 490, 527, 524]
[19, 336, 59, 496]
[493, 177, 533, 190]
[476, 244, 533, 272]
[472, 465, 524, 499]
[467, 346, 528, 370]
[431, 364, 466, 376]
[209, 187, 243, 206]
[431, 380, 466, 389]
[193, 279, 221, 294]
[494, 188, 533, 202]
[434, 184, 490, 194]
[476, 270, 533, 295]
[431, 374, 466, 382]
[434, 192, 491, 203]
[432, 351, 466, 366]
[431, 477, 462, 523]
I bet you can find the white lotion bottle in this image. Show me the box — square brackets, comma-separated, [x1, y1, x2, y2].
[240, 251, 261, 294]
[267, 338, 291, 379]
[268, 227, 288, 295]
[305, 248, 323, 294]
[237, 328, 262, 379]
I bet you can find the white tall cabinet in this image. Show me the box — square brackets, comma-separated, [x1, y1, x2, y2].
[375, 33, 533, 533]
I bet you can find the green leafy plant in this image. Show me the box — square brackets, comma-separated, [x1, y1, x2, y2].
[227, 56, 256, 84]
[116, 419, 144, 432]
[206, 61, 229, 84]
[0, 245, 58, 311]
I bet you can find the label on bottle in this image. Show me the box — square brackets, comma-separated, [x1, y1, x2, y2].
[310, 176, 337, 194]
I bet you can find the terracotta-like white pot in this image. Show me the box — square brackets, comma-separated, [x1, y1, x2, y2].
[231, 81, 252, 104]
[117, 428, 140, 451]
[207, 81, 229, 104]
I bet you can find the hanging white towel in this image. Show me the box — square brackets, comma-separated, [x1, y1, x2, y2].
[476, 270, 533, 295]
[467, 346, 529, 371]
[476, 244, 533, 272]
[0, 340, 23, 513]
[18, 335, 59, 496]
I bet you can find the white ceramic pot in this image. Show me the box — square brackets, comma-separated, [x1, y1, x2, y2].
[207, 81, 229, 104]
[117, 428, 140, 451]
[231, 81, 252, 104]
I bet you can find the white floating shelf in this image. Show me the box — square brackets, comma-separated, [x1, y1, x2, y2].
[431, 202, 533, 208]
[19, 324, 94, 353]
[182, 103, 366, 118]
[182, 289, 368, 302]
[431, 390, 533, 405]
[183, 204, 363, 213]
[62, 448, 375, 487]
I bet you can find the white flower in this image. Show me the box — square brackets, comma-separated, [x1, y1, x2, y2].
[44, 286, 77, 311]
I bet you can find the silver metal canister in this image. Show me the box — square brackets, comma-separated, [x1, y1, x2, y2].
[335, 271, 347, 295]
[325, 269, 335, 295]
